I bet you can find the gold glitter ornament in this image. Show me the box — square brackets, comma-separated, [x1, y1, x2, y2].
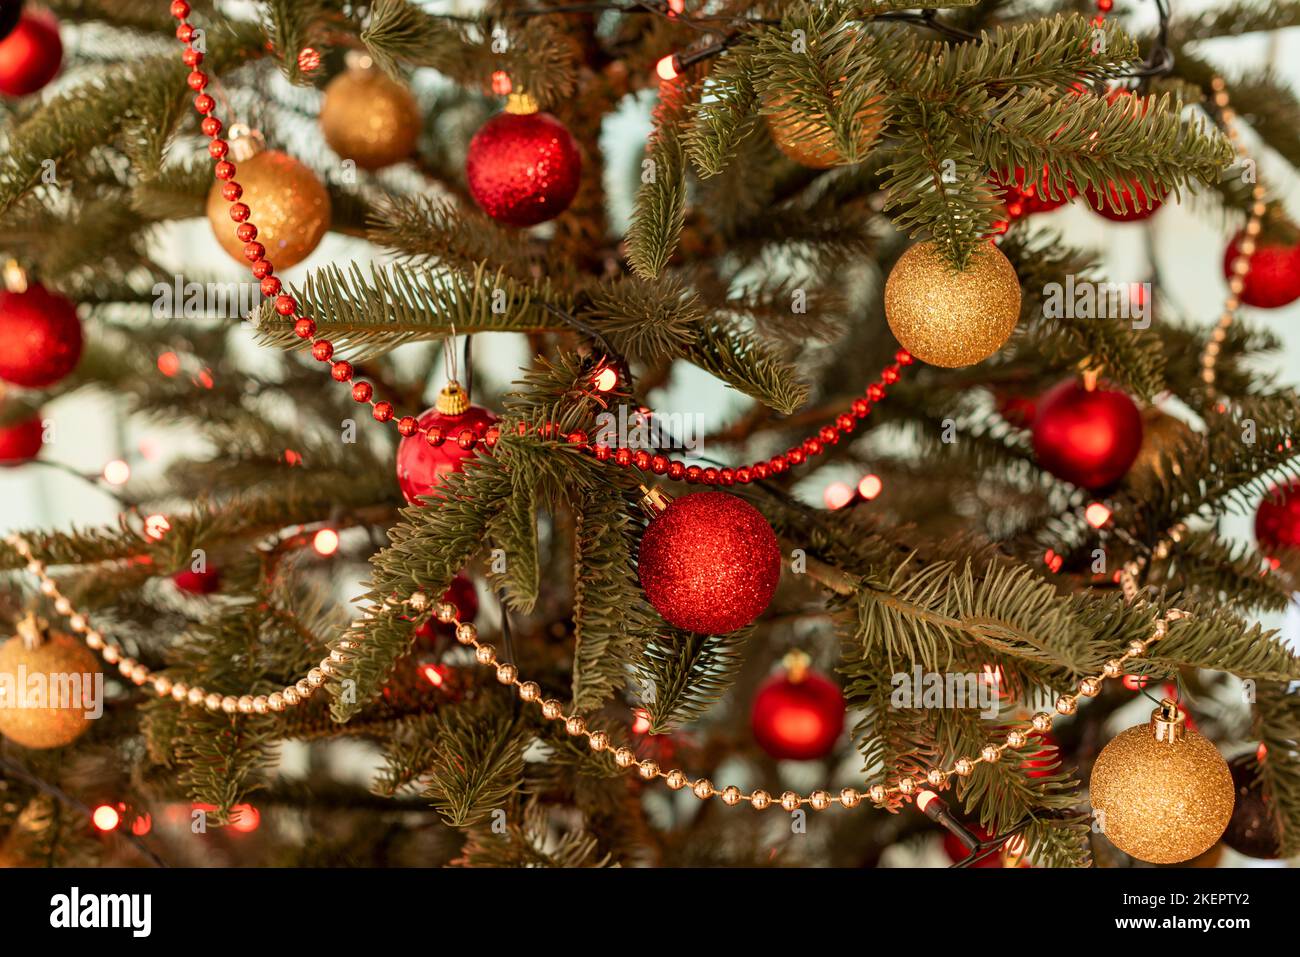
[1089, 700, 1234, 864]
[0, 617, 100, 749]
[763, 90, 886, 169]
[884, 240, 1021, 367]
[1130, 408, 1194, 482]
[319, 59, 421, 171]
[206, 134, 331, 270]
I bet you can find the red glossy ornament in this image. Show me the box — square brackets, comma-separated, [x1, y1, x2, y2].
[1255, 478, 1300, 556]
[395, 382, 498, 504]
[0, 283, 83, 388]
[750, 662, 844, 761]
[466, 105, 581, 227]
[991, 165, 1072, 218]
[0, 9, 61, 96]
[637, 489, 780, 635]
[941, 825, 1031, 868]
[173, 566, 221, 595]
[1225, 231, 1300, 309]
[1032, 380, 1143, 490]
[0, 410, 43, 465]
[414, 574, 479, 646]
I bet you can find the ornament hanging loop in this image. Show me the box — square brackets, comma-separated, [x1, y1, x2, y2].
[16, 611, 46, 651]
[1151, 698, 1186, 744]
[226, 123, 265, 162]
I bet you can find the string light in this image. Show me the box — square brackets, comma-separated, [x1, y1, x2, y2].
[631, 708, 651, 734]
[1085, 502, 1113, 528]
[312, 528, 339, 555]
[296, 47, 321, 72]
[823, 481, 854, 510]
[143, 514, 171, 541]
[131, 813, 153, 836]
[419, 662, 448, 688]
[491, 70, 512, 95]
[857, 474, 883, 500]
[592, 366, 618, 393]
[92, 804, 121, 831]
[230, 804, 260, 833]
[655, 55, 679, 80]
[102, 459, 131, 485]
[157, 351, 181, 377]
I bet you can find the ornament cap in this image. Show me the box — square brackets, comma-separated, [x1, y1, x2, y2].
[435, 380, 470, 416]
[638, 485, 672, 519]
[3, 259, 28, 294]
[15, 611, 46, 650]
[504, 92, 539, 116]
[227, 124, 266, 163]
[782, 649, 811, 683]
[1151, 698, 1186, 744]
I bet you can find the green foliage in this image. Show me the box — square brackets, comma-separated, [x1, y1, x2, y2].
[627, 77, 697, 280]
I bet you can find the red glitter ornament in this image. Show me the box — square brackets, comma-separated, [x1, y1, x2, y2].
[991, 165, 1072, 218]
[750, 655, 844, 761]
[0, 410, 43, 465]
[414, 574, 479, 646]
[0, 9, 62, 96]
[0, 283, 83, 388]
[637, 489, 780, 635]
[1225, 231, 1300, 309]
[1255, 478, 1300, 557]
[466, 100, 581, 227]
[1032, 380, 1143, 491]
[395, 381, 499, 504]
[173, 566, 221, 595]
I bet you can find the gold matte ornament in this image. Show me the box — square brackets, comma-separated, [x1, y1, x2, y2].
[319, 64, 421, 170]
[206, 147, 331, 270]
[884, 240, 1021, 367]
[763, 91, 885, 169]
[1089, 700, 1235, 864]
[0, 621, 101, 749]
[1130, 408, 1193, 481]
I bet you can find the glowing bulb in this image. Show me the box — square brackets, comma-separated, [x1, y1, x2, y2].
[313, 528, 339, 555]
[1258, 742, 1268, 762]
[857, 474, 883, 500]
[157, 351, 181, 377]
[284, 449, 302, 466]
[143, 514, 171, 541]
[916, 790, 938, 813]
[655, 55, 678, 80]
[297, 47, 321, 72]
[92, 804, 120, 831]
[631, 708, 651, 734]
[420, 663, 446, 688]
[1122, 674, 1149, 691]
[103, 459, 131, 486]
[1084, 502, 1112, 528]
[491, 70, 512, 95]
[230, 804, 260, 833]
[593, 366, 618, 393]
[131, 813, 152, 836]
[823, 481, 854, 510]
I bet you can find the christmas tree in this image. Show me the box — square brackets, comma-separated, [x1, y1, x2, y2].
[0, 0, 1298, 871]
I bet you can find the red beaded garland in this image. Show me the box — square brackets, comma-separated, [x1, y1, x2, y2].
[395, 402, 500, 504]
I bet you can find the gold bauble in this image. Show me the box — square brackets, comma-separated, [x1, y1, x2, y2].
[319, 66, 421, 170]
[1130, 408, 1194, 481]
[884, 240, 1021, 367]
[0, 629, 100, 749]
[205, 149, 331, 270]
[763, 91, 885, 169]
[1090, 701, 1234, 864]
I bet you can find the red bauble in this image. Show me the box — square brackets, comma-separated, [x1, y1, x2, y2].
[0, 10, 62, 96]
[750, 667, 844, 761]
[414, 574, 479, 646]
[173, 567, 221, 595]
[992, 165, 1072, 218]
[1255, 478, 1300, 556]
[1032, 380, 1143, 491]
[638, 491, 780, 635]
[466, 109, 581, 227]
[941, 825, 1030, 867]
[0, 284, 83, 388]
[395, 397, 498, 505]
[1225, 231, 1300, 309]
[1222, 755, 1282, 859]
[0, 411, 42, 465]
[1086, 179, 1165, 222]
[1021, 732, 1058, 779]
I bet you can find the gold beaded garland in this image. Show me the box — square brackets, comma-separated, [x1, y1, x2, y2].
[884, 240, 1021, 368]
[1089, 701, 1234, 864]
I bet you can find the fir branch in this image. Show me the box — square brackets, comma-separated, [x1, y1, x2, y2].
[635, 627, 749, 734]
[626, 76, 698, 280]
[422, 699, 529, 827]
[685, 48, 759, 178]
